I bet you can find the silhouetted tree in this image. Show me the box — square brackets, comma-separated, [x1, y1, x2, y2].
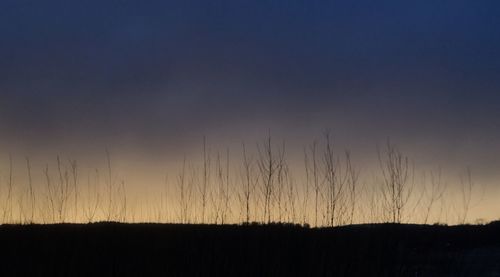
[305, 141, 322, 226]
[239, 142, 256, 224]
[257, 133, 284, 223]
[198, 136, 210, 223]
[457, 167, 481, 225]
[378, 140, 414, 223]
[422, 168, 446, 224]
[83, 169, 100, 222]
[177, 157, 190, 224]
[323, 132, 347, 227]
[2, 155, 14, 223]
[345, 151, 359, 225]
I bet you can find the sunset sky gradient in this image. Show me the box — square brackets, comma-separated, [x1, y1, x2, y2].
[1, 1, 499, 223]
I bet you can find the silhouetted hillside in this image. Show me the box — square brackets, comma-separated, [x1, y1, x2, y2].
[0, 222, 499, 276]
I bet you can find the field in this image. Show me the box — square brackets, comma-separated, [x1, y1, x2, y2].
[0, 222, 499, 276]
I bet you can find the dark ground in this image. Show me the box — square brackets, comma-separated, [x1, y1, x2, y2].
[0, 222, 499, 276]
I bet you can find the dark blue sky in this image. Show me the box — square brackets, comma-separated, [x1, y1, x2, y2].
[1, 0, 500, 162]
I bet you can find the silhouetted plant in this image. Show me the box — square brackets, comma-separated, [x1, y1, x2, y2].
[456, 167, 483, 224]
[301, 147, 310, 225]
[198, 136, 211, 223]
[422, 168, 446, 224]
[257, 133, 284, 224]
[83, 169, 100, 222]
[0, 134, 493, 226]
[378, 140, 414, 223]
[2, 155, 14, 223]
[25, 157, 35, 223]
[69, 159, 78, 221]
[221, 149, 231, 224]
[177, 157, 191, 224]
[345, 151, 359, 225]
[284, 164, 296, 223]
[239, 142, 257, 224]
[211, 150, 232, 224]
[304, 140, 322, 227]
[44, 156, 73, 222]
[101, 150, 127, 222]
[323, 132, 347, 226]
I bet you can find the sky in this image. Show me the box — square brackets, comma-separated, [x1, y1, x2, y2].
[1, 1, 500, 223]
